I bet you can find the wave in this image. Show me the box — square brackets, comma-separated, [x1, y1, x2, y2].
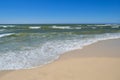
[0, 29, 6, 32]
[0, 33, 120, 70]
[29, 26, 41, 29]
[52, 26, 72, 29]
[0, 25, 15, 28]
[111, 26, 119, 28]
[74, 27, 82, 29]
[2, 26, 8, 28]
[52, 26, 83, 30]
[0, 33, 14, 38]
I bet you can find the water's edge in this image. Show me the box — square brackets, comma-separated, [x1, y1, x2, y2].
[1, 37, 120, 71]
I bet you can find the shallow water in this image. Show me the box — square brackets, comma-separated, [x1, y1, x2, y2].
[0, 24, 120, 70]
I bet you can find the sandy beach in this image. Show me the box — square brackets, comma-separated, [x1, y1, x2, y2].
[0, 39, 120, 80]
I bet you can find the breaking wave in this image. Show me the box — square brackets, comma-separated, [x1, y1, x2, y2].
[0, 33, 14, 38]
[0, 33, 120, 70]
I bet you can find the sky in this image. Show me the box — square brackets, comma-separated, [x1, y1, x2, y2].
[0, 0, 120, 24]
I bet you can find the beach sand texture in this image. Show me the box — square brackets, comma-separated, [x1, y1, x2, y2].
[0, 39, 120, 80]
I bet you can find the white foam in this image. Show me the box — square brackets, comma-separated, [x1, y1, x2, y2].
[9, 25, 15, 27]
[111, 26, 119, 28]
[0, 33, 120, 70]
[0, 25, 15, 28]
[29, 26, 41, 29]
[75, 27, 82, 29]
[91, 27, 96, 29]
[96, 24, 111, 26]
[0, 33, 14, 38]
[2, 26, 8, 28]
[52, 26, 82, 30]
[52, 26, 72, 29]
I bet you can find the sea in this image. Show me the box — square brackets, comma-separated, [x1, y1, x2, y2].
[0, 24, 120, 70]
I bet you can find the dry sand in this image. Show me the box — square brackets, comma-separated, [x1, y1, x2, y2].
[0, 39, 120, 80]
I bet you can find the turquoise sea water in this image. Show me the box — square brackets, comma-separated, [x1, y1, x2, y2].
[0, 24, 120, 70]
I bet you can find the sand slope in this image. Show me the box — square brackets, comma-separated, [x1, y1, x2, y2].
[0, 58, 120, 80]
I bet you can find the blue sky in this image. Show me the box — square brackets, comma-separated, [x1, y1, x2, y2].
[0, 0, 120, 24]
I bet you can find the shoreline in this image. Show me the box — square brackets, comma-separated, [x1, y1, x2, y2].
[0, 38, 120, 80]
[60, 38, 120, 60]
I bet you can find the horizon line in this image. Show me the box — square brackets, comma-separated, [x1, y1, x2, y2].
[0, 23, 120, 25]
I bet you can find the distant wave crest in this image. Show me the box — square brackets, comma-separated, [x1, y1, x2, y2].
[0, 33, 14, 38]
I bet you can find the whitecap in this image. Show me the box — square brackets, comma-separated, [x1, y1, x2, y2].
[29, 26, 41, 29]
[75, 27, 82, 29]
[2, 26, 8, 28]
[0, 33, 14, 38]
[111, 26, 119, 28]
[52, 26, 72, 29]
